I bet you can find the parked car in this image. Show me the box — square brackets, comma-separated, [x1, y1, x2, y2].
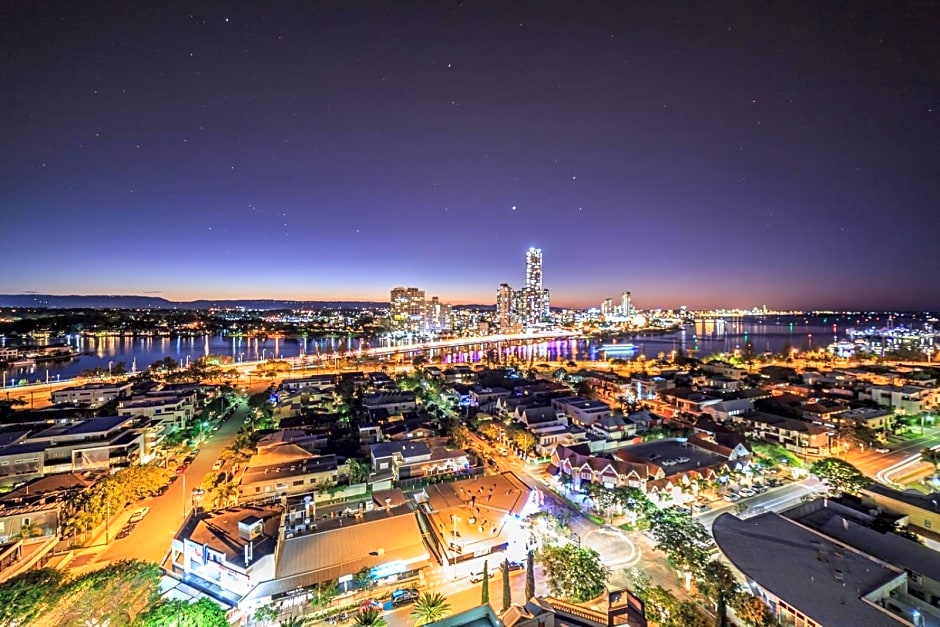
[692, 503, 710, 513]
[875, 447, 890, 454]
[212, 459, 224, 471]
[469, 570, 496, 583]
[723, 492, 741, 502]
[391, 588, 420, 606]
[738, 488, 756, 498]
[175, 465, 185, 475]
[128, 507, 150, 523]
[501, 560, 524, 572]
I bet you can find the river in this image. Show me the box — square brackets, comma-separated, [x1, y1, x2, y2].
[1, 314, 883, 385]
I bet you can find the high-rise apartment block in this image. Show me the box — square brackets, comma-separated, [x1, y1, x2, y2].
[390, 287, 450, 333]
[496, 248, 551, 332]
[621, 291, 632, 317]
[496, 283, 514, 332]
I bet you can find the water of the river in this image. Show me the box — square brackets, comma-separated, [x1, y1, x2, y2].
[2, 314, 882, 385]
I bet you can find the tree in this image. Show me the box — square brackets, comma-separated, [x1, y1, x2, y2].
[502, 559, 512, 611]
[353, 566, 376, 593]
[16, 519, 44, 539]
[731, 592, 777, 627]
[353, 607, 387, 627]
[0, 567, 66, 625]
[308, 580, 340, 611]
[411, 592, 452, 626]
[921, 448, 940, 474]
[47, 560, 162, 626]
[538, 544, 609, 602]
[647, 507, 713, 583]
[698, 560, 738, 627]
[254, 605, 279, 624]
[525, 549, 535, 600]
[346, 458, 370, 484]
[809, 458, 870, 495]
[134, 597, 228, 626]
[278, 617, 312, 627]
[481, 560, 490, 605]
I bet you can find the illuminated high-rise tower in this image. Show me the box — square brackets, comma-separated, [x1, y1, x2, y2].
[497, 283, 514, 332]
[524, 247, 548, 326]
[621, 291, 632, 317]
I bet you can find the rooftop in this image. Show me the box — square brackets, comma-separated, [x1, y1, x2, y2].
[178, 506, 281, 569]
[713, 512, 904, 627]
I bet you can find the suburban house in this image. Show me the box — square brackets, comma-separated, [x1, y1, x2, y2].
[731, 411, 830, 455]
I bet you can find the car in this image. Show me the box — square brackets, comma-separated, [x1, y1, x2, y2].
[391, 588, 420, 606]
[469, 570, 496, 583]
[767, 478, 783, 487]
[175, 465, 185, 475]
[501, 560, 524, 572]
[692, 503, 710, 513]
[212, 459, 224, 471]
[128, 507, 150, 523]
[723, 492, 740, 502]
[875, 447, 890, 454]
[738, 488, 756, 497]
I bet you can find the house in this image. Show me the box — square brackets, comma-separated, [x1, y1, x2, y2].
[862, 385, 934, 415]
[516, 406, 567, 429]
[502, 590, 648, 627]
[702, 399, 754, 422]
[551, 397, 612, 427]
[861, 483, 940, 536]
[840, 407, 894, 432]
[280, 375, 336, 393]
[238, 446, 339, 502]
[470, 386, 512, 411]
[660, 388, 722, 415]
[631, 376, 674, 402]
[800, 399, 850, 426]
[713, 512, 925, 626]
[732, 411, 830, 455]
[369, 441, 470, 480]
[51, 381, 133, 406]
[362, 392, 417, 416]
[701, 361, 748, 380]
[118, 393, 195, 433]
[170, 505, 280, 609]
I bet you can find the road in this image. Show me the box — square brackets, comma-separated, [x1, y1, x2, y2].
[95, 397, 250, 566]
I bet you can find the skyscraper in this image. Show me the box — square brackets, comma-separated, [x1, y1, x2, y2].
[524, 247, 547, 326]
[390, 286, 426, 332]
[497, 283, 514, 332]
[621, 291, 632, 317]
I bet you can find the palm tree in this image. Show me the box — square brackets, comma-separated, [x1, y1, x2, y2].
[279, 617, 311, 627]
[411, 592, 451, 626]
[353, 608, 387, 627]
[16, 520, 43, 540]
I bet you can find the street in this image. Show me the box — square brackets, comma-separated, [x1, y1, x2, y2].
[94, 397, 250, 566]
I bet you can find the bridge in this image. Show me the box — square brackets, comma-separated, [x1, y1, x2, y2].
[237, 329, 582, 369]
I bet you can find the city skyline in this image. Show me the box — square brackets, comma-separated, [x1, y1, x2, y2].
[1, 3, 937, 310]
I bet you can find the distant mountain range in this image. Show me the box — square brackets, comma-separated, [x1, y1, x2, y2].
[0, 294, 494, 310]
[0, 294, 386, 310]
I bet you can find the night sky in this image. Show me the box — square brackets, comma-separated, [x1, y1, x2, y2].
[1, 2, 937, 310]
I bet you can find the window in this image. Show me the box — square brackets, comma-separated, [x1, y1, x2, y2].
[22, 518, 30, 527]
[293, 480, 304, 487]
[925, 519, 932, 529]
